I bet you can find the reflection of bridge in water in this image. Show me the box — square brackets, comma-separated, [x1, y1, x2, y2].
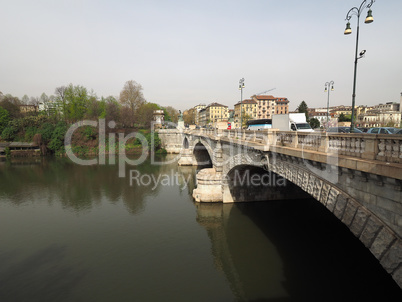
[160, 128, 402, 288]
[194, 201, 402, 300]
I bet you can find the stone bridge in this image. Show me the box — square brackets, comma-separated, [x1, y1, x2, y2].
[158, 128, 402, 287]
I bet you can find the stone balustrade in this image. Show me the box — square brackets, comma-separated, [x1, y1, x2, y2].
[184, 129, 402, 165]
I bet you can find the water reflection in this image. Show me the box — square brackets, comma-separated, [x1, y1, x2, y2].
[196, 202, 289, 301]
[0, 245, 87, 302]
[196, 200, 402, 301]
[1, 156, 401, 301]
[0, 155, 173, 215]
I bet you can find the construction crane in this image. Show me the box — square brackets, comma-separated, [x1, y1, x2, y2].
[253, 88, 276, 96]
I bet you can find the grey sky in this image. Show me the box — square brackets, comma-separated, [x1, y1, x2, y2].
[1, 0, 401, 111]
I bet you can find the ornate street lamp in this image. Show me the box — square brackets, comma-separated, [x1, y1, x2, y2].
[344, 0, 375, 132]
[239, 78, 245, 129]
[325, 81, 334, 128]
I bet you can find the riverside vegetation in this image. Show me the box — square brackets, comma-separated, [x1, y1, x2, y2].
[0, 81, 174, 157]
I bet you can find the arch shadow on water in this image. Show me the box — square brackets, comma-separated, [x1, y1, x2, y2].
[206, 164, 402, 300]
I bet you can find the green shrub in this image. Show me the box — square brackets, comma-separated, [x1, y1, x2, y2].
[38, 122, 54, 143]
[4, 147, 10, 158]
[24, 127, 38, 142]
[48, 122, 68, 153]
[83, 126, 96, 141]
[1, 126, 17, 141]
[155, 148, 167, 154]
[0, 106, 10, 134]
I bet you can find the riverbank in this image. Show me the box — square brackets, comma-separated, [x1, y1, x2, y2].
[0, 121, 166, 158]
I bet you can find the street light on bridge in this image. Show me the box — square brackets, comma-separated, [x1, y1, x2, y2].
[344, 0, 375, 132]
[239, 78, 245, 129]
[325, 81, 334, 128]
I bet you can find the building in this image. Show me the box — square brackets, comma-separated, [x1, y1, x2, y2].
[250, 95, 289, 119]
[330, 106, 352, 118]
[205, 103, 228, 126]
[198, 108, 207, 127]
[308, 110, 328, 127]
[194, 104, 206, 126]
[374, 102, 400, 112]
[355, 94, 402, 127]
[275, 98, 289, 114]
[38, 99, 62, 115]
[234, 99, 257, 128]
[19, 104, 38, 113]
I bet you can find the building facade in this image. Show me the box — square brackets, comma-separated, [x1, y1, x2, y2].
[250, 95, 289, 119]
[234, 99, 257, 128]
[194, 104, 206, 126]
[205, 103, 228, 126]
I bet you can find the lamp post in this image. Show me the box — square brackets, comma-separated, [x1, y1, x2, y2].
[344, 0, 375, 132]
[325, 81, 334, 128]
[239, 78, 245, 129]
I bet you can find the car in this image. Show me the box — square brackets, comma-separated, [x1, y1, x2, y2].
[327, 127, 363, 133]
[357, 127, 369, 133]
[366, 127, 399, 134]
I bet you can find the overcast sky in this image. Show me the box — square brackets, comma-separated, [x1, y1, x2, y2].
[1, 0, 401, 111]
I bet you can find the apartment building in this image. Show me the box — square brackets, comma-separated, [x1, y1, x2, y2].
[234, 99, 257, 128]
[250, 95, 289, 119]
[194, 103, 206, 125]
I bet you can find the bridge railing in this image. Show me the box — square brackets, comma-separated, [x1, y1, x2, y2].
[186, 129, 402, 164]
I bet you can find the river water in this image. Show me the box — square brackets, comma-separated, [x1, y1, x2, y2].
[0, 155, 400, 301]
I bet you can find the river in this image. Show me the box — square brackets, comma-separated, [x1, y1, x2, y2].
[0, 155, 400, 301]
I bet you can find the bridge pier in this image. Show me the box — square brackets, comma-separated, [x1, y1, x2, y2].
[177, 149, 195, 166]
[192, 168, 223, 202]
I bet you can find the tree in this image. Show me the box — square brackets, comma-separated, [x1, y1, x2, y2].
[309, 117, 320, 129]
[0, 94, 21, 118]
[104, 96, 120, 125]
[163, 106, 179, 123]
[242, 113, 252, 128]
[338, 113, 351, 122]
[297, 101, 309, 121]
[119, 80, 145, 122]
[183, 108, 196, 125]
[64, 84, 89, 122]
[29, 96, 40, 106]
[0, 106, 10, 133]
[22, 95, 30, 104]
[137, 102, 161, 129]
[54, 86, 67, 119]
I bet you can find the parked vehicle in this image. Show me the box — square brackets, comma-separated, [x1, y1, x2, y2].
[357, 127, 369, 133]
[327, 127, 363, 133]
[272, 113, 314, 132]
[366, 127, 399, 134]
[246, 119, 272, 130]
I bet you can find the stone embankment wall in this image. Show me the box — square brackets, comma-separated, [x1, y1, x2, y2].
[157, 129, 183, 153]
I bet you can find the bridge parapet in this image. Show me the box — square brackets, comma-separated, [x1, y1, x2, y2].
[182, 129, 402, 180]
[194, 129, 402, 163]
[159, 128, 402, 287]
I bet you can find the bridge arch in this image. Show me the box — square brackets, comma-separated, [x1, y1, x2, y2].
[163, 128, 402, 287]
[183, 137, 189, 149]
[193, 142, 213, 167]
[225, 164, 310, 203]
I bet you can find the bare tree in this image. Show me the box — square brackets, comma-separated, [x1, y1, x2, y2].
[29, 96, 40, 106]
[119, 80, 145, 115]
[55, 86, 66, 101]
[22, 95, 30, 104]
